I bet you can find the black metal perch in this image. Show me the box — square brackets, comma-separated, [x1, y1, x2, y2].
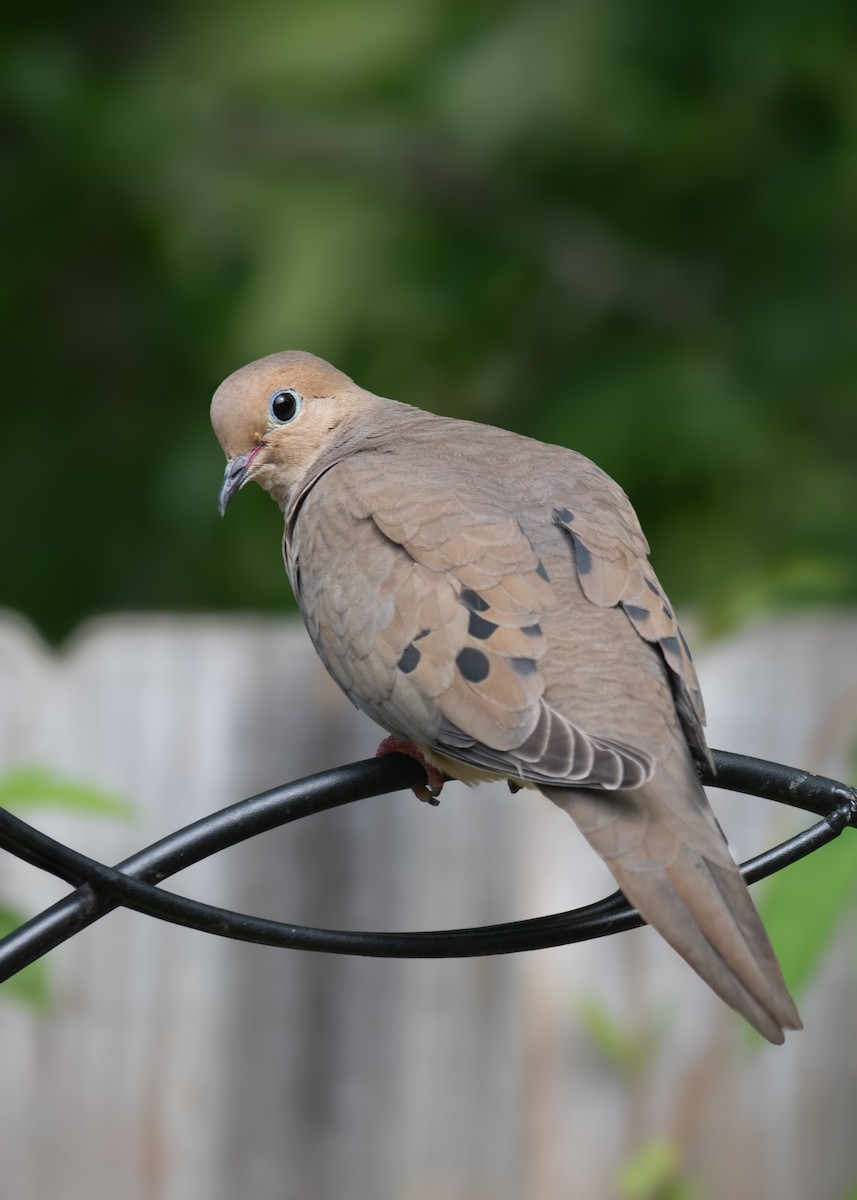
[0, 749, 854, 984]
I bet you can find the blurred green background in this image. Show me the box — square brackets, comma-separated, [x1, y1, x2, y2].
[2, 0, 855, 643]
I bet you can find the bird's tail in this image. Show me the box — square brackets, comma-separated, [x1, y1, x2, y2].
[541, 748, 802, 1043]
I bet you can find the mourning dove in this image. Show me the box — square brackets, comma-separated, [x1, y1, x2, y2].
[211, 350, 801, 1043]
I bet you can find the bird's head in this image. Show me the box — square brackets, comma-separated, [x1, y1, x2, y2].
[211, 350, 365, 515]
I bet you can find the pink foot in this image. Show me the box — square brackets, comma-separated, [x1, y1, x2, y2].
[375, 735, 446, 805]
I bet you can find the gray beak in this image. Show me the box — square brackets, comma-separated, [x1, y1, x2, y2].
[218, 447, 260, 516]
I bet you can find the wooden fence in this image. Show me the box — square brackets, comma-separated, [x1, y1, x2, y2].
[0, 612, 855, 1200]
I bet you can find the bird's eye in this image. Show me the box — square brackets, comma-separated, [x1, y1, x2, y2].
[269, 388, 301, 424]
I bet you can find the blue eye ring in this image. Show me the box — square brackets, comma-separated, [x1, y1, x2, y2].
[269, 388, 302, 424]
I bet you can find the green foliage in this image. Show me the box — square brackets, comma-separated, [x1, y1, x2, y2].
[0, 766, 132, 1006]
[618, 1140, 701, 1200]
[0, 766, 132, 817]
[579, 998, 701, 1197]
[755, 733, 857, 1002]
[757, 828, 857, 1001]
[578, 995, 660, 1076]
[0, 902, 49, 1008]
[0, 1, 855, 640]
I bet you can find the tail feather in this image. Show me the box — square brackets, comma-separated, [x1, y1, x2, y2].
[619, 865, 790, 1043]
[541, 749, 802, 1043]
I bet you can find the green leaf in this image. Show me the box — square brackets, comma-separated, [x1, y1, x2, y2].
[0, 767, 133, 819]
[756, 830, 857, 998]
[0, 903, 49, 1008]
[618, 1140, 699, 1200]
[578, 995, 660, 1076]
[579, 995, 638, 1071]
[0, 768, 130, 1009]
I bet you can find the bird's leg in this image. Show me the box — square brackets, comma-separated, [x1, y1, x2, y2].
[375, 735, 445, 805]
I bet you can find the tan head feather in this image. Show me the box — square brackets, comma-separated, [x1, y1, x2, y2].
[211, 350, 380, 511]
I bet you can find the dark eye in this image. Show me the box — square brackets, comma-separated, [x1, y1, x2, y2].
[269, 388, 301, 424]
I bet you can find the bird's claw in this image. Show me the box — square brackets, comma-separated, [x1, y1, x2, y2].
[375, 735, 445, 805]
[412, 783, 442, 807]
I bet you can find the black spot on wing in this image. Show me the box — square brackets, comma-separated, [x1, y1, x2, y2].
[645, 576, 660, 595]
[660, 636, 680, 659]
[456, 647, 490, 683]
[522, 623, 542, 637]
[662, 603, 673, 620]
[624, 603, 649, 622]
[397, 644, 421, 674]
[536, 559, 551, 581]
[555, 507, 574, 524]
[460, 588, 490, 613]
[511, 657, 538, 676]
[570, 535, 591, 575]
[468, 611, 498, 640]
[414, 628, 431, 641]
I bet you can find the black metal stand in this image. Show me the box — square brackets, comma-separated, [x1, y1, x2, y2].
[0, 750, 854, 983]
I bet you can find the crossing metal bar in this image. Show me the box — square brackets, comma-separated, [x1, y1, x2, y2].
[0, 750, 853, 983]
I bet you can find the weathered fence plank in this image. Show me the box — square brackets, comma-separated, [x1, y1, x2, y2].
[0, 612, 855, 1199]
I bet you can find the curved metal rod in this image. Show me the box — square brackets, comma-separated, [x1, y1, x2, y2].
[0, 751, 853, 983]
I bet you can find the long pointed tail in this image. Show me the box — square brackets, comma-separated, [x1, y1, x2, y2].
[541, 748, 802, 1043]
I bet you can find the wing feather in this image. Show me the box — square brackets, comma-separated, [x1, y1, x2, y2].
[552, 504, 711, 766]
[291, 458, 655, 788]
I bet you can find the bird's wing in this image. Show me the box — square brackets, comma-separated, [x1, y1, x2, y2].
[549, 480, 710, 767]
[289, 454, 654, 790]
